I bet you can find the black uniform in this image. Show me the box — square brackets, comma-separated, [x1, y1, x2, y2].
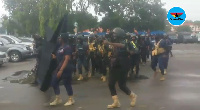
[109, 41, 131, 96]
[129, 40, 140, 78]
[89, 43, 97, 75]
[77, 41, 89, 75]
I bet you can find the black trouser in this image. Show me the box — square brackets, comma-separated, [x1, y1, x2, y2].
[141, 49, 147, 63]
[151, 55, 158, 72]
[71, 56, 77, 74]
[130, 54, 140, 76]
[89, 52, 96, 74]
[77, 57, 89, 74]
[109, 58, 131, 96]
[146, 49, 150, 59]
[99, 56, 109, 76]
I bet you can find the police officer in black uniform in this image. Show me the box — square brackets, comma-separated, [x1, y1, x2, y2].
[96, 37, 110, 82]
[88, 35, 97, 76]
[129, 34, 140, 78]
[76, 35, 90, 81]
[103, 28, 137, 109]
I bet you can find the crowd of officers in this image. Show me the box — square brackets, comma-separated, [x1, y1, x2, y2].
[33, 27, 173, 108]
[68, 30, 172, 82]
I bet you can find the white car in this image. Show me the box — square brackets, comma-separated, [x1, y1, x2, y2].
[0, 35, 34, 55]
[196, 33, 200, 42]
[0, 51, 8, 66]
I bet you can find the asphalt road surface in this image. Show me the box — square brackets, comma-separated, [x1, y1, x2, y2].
[0, 44, 200, 110]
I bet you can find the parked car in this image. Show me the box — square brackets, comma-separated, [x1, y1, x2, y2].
[177, 34, 184, 43]
[167, 32, 178, 43]
[178, 32, 196, 43]
[0, 51, 8, 66]
[196, 33, 200, 43]
[0, 38, 32, 62]
[169, 35, 178, 43]
[183, 34, 195, 43]
[0, 35, 34, 54]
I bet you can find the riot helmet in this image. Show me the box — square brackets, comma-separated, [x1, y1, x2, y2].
[112, 27, 125, 42]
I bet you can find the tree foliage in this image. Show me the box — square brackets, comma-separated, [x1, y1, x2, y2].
[95, 0, 166, 31]
[2, 0, 166, 36]
[176, 25, 192, 32]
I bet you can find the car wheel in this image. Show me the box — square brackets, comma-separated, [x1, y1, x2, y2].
[9, 51, 22, 62]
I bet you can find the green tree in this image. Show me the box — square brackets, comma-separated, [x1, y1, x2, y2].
[176, 25, 192, 32]
[194, 21, 200, 26]
[3, 0, 40, 36]
[94, 0, 166, 32]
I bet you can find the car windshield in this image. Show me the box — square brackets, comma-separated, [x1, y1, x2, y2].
[169, 35, 177, 39]
[20, 38, 32, 42]
[183, 35, 192, 38]
[0, 38, 10, 45]
[10, 36, 22, 43]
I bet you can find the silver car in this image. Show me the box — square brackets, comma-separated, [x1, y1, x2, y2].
[0, 51, 8, 66]
[0, 35, 34, 54]
[0, 38, 32, 62]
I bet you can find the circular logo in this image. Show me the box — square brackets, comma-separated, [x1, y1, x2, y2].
[167, 7, 186, 26]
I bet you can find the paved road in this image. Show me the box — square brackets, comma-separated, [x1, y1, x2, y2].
[0, 44, 200, 110]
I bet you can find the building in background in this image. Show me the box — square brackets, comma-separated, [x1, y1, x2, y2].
[169, 22, 200, 33]
[182, 23, 200, 33]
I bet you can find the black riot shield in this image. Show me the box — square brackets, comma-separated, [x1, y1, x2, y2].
[37, 14, 68, 92]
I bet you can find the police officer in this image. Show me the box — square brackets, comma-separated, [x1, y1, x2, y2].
[97, 37, 110, 82]
[76, 35, 90, 81]
[50, 34, 75, 106]
[104, 28, 137, 109]
[151, 35, 167, 81]
[129, 34, 140, 78]
[151, 35, 160, 78]
[163, 35, 172, 74]
[68, 35, 77, 76]
[139, 35, 148, 65]
[88, 35, 97, 76]
[145, 35, 151, 61]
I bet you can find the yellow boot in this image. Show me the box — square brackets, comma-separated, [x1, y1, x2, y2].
[77, 74, 83, 81]
[50, 95, 62, 106]
[107, 95, 120, 109]
[160, 75, 165, 81]
[88, 72, 92, 78]
[101, 76, 104, 80]
[102, 76, 106, 82]
[164, 69, 167, 75]
[64, 96, 75, 106]
[130, 92, 137, 107]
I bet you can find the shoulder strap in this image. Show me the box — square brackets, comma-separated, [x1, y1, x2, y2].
[131, 41, 137, 48]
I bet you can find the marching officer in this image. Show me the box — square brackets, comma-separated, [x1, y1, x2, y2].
[129, 34, 140, 78]
[151, 35, 167, 81]
[88, 35, 97, 76]
[97, 37, 110, 82]
[104, 28, 137, 109]
[139, 35, 148, 65]
[76, 35, 91, 81]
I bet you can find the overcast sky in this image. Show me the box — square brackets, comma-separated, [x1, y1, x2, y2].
[0, 0, 200, 21]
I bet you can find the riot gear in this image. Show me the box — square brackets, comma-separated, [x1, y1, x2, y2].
[111, 28, 126, 43]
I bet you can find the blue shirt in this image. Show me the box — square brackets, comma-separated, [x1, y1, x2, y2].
[56, 45, 73, 76]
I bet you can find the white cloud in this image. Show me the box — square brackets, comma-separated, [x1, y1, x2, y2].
[0, 0, 8, 18]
